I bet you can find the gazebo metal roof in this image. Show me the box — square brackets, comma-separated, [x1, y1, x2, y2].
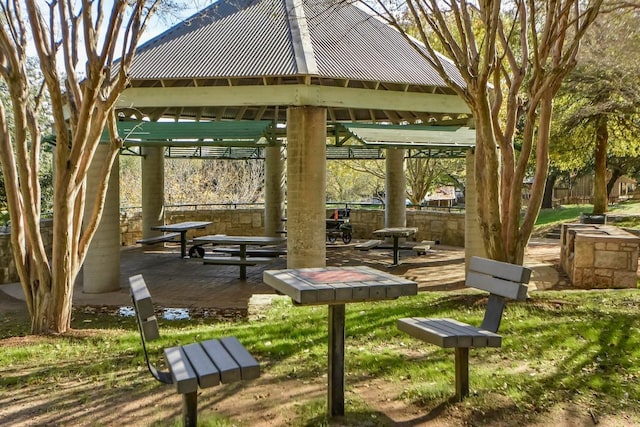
[118, 0, 471, 124]
[131, 0, 463, 87]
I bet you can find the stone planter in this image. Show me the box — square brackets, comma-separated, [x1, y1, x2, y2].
[560, 223, 639, 289]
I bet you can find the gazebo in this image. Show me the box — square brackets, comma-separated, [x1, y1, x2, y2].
[83, 0, 480, 293]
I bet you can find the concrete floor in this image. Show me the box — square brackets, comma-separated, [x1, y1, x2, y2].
[1, 238, 565, 312]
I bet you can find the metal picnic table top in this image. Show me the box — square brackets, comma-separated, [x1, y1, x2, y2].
[150, 221, 212, 258]
[372, 227, 418, 266]
[263, 266, 417, 417]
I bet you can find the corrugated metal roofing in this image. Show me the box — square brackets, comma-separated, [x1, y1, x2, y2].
[128, 0, 464, 87]
[130, 0, 297, 79]
[108, 120, 473, 159]
[101, 120, 273, 144]
[342, 123, 475, 147]
[304, 1, 462, 87]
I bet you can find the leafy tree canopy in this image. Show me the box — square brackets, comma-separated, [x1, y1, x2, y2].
[551, 7, 640, 175]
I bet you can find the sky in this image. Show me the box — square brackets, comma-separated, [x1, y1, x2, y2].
[23, 1, 204, 71]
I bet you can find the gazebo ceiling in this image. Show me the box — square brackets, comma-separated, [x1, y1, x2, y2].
[118, 0, 471, 124]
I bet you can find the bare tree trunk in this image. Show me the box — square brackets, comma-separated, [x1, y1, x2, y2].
[474, 101, 505, 261]
[593, 116, 608, 214]
[607, 167, 623, 197]
[406, 158, 436, 205]
[542, 173, 558, 209]
[0, 0, 158, 334]
[50, 194, 76, 332]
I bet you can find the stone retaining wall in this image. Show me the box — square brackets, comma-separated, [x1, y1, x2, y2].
[121, 208, 465, 247]
[120, 209, 266, 246]
[349, 209, 465, 246]
[0, 220, 54, 284]
[0, 233, 14, 284]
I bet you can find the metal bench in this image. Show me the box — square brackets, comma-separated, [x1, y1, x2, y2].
[136, 232, 180, 245]
[397, 256, 531, 401]
[129, 274, 260, 426]
[354, 239, 382, 250]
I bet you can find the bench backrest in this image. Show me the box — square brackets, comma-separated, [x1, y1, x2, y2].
[130, 274, 173, 384]
[467, 256, 532, 333]
[130, 274, 161, 342]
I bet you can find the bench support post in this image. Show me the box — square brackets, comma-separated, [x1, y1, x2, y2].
[239, 245, 247, 279]
[182, 391, 198, 427]
[328, 304, 345, 417]
[179, 231, 188, 258]
[392, 236, 400, 266]
[454, 347, 469, 401]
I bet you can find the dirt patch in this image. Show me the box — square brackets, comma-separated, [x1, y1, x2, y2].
[1, 350, 637, 426]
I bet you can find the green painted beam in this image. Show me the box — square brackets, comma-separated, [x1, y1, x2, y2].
[103, 120, 274, 145]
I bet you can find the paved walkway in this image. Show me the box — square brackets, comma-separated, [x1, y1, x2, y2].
[0, 239, 566, 312]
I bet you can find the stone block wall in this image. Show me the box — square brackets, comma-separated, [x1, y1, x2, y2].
[121, 208, 466, 247]
[561, 223, 639, 289]
[349, 209, 465, 246]
[0, 219, 54, 284]
[120, 210, 143, 246]
[407, 210, 465, 246]
[0, 233, 15, 284]
[120, 208, 266, 246]
[171, 209, 265, 237]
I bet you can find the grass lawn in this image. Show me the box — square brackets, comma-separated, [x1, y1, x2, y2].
[533, 199, 640, 234]
[1, 289, 639, 426]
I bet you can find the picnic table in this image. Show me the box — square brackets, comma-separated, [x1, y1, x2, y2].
[263, 266, 417, 417]
[150, 221, 212, 258]
[372, 227, 418, 266]
[193, 235, 286, 279]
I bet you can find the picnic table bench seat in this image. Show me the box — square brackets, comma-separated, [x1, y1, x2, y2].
[412, 240, 435, 255]
[129, 274, 260, 427]
[202, 256, 274, 265]
[397, 256, 531, 401]
[186, 234, 227, 258]
[136, 232, 180, 245]
[213, 247, 287, 257]
[355, 239, 382, 250]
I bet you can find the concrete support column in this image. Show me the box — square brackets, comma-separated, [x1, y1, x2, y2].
[141, 146, 165, 238]
[464, 149, 486, 268]
[385, 148, 406, 228]
[264, 145, 286, 237]
[286, 106, 326, 268]
[82, 145, 120, 293]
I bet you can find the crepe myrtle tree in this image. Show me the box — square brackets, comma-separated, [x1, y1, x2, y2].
[365, 0, 602, 264]
[0, 0, 162, 334]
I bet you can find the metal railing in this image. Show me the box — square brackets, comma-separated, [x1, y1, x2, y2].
[121, 201, 465, 215]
